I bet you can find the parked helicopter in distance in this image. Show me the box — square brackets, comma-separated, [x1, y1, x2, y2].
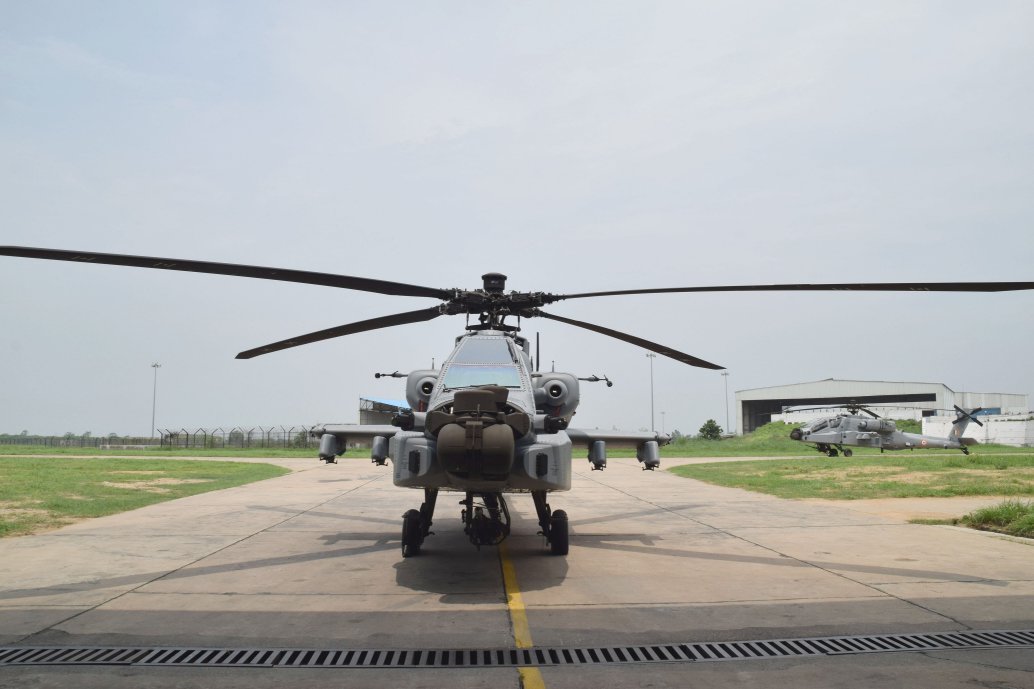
[787, 403, 984, 456]
[2, 245, 1032, 558]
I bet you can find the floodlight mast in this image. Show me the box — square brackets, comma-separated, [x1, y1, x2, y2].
[646, 353, 656, 432]
[150, 362, 161, 439]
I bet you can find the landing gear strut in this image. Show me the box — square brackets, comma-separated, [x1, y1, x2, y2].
[532, 490, 569, 556]
[401, 488, 438, 558]
[461, 492, 511, 549]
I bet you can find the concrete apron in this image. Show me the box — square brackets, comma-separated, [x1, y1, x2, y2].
[1, 455, 1032, 688]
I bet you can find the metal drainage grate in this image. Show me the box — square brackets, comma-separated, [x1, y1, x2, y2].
[2, 629, 1032, 669]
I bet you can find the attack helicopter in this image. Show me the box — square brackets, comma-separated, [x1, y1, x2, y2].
[787, 403, 984, 456]
[2, 245, 1032, 558]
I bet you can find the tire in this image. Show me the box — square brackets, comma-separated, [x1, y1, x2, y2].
[843, 449, 853, 457]
[401, 509, 422, 558]
[548, 509, 569, 556]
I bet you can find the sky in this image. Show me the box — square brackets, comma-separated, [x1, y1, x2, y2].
[1, 1, 1032, 438]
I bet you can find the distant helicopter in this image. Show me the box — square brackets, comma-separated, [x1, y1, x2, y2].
[787, 403, 984, 456]
[2, 245, 1031, 558]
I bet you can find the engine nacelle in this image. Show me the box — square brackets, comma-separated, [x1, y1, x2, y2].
[534, 373, 580, 419]
[858, 419, 896, 433]
[405, 369, 439, 411]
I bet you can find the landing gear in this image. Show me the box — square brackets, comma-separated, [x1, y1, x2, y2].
[842, 448, 853, 457]
[401, 488, 438, 558]
[401, 509, 422, 558]
[548, 510, 569, 555]
[826, 448, 838, 457]
[461, 492, 510, 549]
[533, 490, 569, 556]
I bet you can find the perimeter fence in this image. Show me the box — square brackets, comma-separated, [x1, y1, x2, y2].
[0, 434, 161, 449]
[0, 426, 321, 450]
[158, 426, 318, 449]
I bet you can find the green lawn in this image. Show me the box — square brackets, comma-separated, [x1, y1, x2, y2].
[961, 500, 1034, 538]
[0, 457, 290, 537]
[669, 452, 1034, 500]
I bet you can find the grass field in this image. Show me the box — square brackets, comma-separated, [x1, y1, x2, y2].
[670, 452, 1034, 537]
[669, 452, 1034, 500]
[0, 457, 290, 537]
[0, 445, 334, 458]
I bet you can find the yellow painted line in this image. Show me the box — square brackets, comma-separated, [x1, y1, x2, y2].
[499, 540, 546, 689]
[499, 540, 534, 648]
[518, 667, 546, 689]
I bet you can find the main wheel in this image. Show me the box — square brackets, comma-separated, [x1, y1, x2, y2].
[548, 509, 569, 556]
[401, 509, 423, 558]
[842, 448, 853, 457]
[827, 449, 838, 457]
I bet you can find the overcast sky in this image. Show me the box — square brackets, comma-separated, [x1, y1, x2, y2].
[2, 2, 1032, 438]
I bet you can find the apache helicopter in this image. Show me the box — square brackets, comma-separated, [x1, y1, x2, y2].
[2, 245, 1032, 558]
[787, 403, 984, 457]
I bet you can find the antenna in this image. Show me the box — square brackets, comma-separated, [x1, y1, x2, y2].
[536, 332, 540, 373]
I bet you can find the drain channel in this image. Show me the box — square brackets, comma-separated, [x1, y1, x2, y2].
[2, 630, 1032, 669]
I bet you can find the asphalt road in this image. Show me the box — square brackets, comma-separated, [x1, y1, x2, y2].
[1, 455, 1032, 688]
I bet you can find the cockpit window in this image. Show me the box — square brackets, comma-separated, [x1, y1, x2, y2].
[810, 420, 829, 432]
[452, 337, 514, 364]
[443, 364, 522, 390]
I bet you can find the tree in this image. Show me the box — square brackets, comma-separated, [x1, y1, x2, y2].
[698, 419, 723, 440]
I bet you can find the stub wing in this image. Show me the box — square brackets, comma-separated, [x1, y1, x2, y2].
[565, 428, 671, 449]
[566, 428, 671, 470]
[310, 423, 399, 460]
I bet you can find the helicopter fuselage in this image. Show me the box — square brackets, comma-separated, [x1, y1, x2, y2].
[314, 329, 667, 493]
[790, 412, 977, 456]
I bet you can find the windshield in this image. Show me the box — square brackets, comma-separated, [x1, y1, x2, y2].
[452, 337, 515, 364]
[443, 364, 522, 390]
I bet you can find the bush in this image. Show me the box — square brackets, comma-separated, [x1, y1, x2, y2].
[698, 419, 723, 441]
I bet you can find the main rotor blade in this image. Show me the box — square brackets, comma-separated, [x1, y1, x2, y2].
[535, 310, 724, 370]
[0, 246, 453, 300]
[554, 281, 1034, 300]
[236, 306, 444, 359]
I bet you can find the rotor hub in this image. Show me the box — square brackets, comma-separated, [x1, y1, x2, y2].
[482, 272, 507, 294]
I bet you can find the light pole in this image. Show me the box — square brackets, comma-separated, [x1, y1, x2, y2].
[661, 411, 666, 435]
[151, 362, 161, 438]
[646, 353, 656, 431]
[721, 371, 730, 435]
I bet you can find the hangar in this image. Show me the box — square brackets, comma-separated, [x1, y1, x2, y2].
[735, 379, 1028, 434]
[359, 396, 408, 425]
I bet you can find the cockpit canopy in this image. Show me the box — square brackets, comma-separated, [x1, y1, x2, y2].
[443, 336, 523, 391]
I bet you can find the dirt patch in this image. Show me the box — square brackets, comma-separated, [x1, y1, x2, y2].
[0, 505, 50, 519]
[100, 478, 213, 494]
[0, 500, 42, 508]
[786, 465, 903, 481]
